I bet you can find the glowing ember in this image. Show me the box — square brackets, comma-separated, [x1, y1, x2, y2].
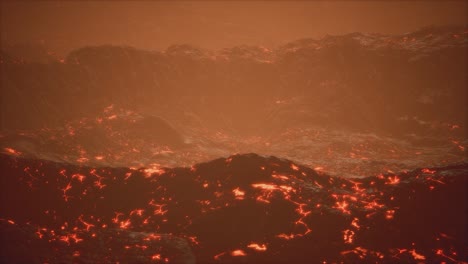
[119, 219, 131, 229]
[3, 147, 21, 155]
[385, 210, 395, 220]
[78, 215, 95, 231]
[334, 201, 350, 214]
[213, 252, 226, 260]
[272, 174, 289, 180]
[276, 233, 299, 240]
[351, 218, 360, 229]
[247, 243, 267, 251]
[130, 209, 144, 216]
[72, 173, 86, 182]
[290, 164, 300, 171]
[61, 182, 73, 201]
[251, 183, 277, 191]
[421, 168, 436, 174]
[343, 229, 355, 244]
[409, 249, 426, 260]
[231, 250, 246, 256]
[143, 164, 165, 177]
[76, 157, 89, 163]
[435, 249, 458, 262]
[386, 176, 400, 185]
[232, 187, 245, 200]
[148, 200, 168, 215]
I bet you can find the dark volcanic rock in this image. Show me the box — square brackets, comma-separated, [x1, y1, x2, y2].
[0, 221, 195, 264]
[0, 153, 467, 263]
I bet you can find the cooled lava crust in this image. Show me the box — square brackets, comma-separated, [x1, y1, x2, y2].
[1, 153, 466, 263]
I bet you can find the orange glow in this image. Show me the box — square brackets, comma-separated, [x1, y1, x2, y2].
[61, 182, 73, 201]
[232, 187, 245, 200]
[119, 219, 131, 229]
[272, 174, 289, 180]
[314, 181, 323, 189]
[107, 114, 117, 120]
[76, 157, 89, 163]
[78, 215, 95, 231]
[71, 173, 86, 182]
[290, 164, 299, 171]
[247, 243, 267, 251]
[93, 179, 106, 189]
[130, 209, 144, 216]
[59, 233, 83, 245]
[148, 200, 168, 215]
[276, 233, 298, 240]
[351, 218, 360, 229]
[231, 250, 246, 256]
[409, 249, 426, 260]
[314, 166, 325, 171]
[251, 183, 277, 191]
[4, 147, 21, 155]
[142, 164, 165, 177]
[256, 196, 270, 204]
[436, 249, 458, 262]
[363, 200, 384, 210]
[334, 201, 350, 214]
[343, 229, 355, 244]
[213, 252, 226, 260]
[386, 176, 400, 185]
[385, 210, 395, 220]
[340, 247, 368, 259]
[421, 168, 436, 174]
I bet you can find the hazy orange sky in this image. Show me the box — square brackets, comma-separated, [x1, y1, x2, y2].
[1, 1, 467, 55]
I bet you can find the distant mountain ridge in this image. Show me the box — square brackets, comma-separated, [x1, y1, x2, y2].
[2, 25, 466, 135]
[1, 25, 466, 136]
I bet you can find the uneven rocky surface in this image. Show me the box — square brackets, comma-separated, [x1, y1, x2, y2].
[1, 153, 466, 263]
[1, 26, 466, 177]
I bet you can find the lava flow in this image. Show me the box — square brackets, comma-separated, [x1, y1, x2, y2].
[0, 153, 467, 263]
[1, 3, 467, 263]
